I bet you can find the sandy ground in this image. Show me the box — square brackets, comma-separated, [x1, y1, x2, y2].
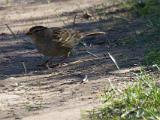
[0, 0, 144, 120]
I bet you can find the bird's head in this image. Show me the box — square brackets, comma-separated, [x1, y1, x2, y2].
[26, 26, 47, 36]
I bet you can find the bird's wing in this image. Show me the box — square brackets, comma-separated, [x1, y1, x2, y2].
[50, 28, 82, 48]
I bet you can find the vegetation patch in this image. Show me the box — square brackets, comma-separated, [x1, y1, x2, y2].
[144, 49, 160, 66]
[83, 70, 160, 120]
[122, 0, 160, 16]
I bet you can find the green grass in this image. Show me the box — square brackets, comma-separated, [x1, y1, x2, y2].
[82, 70, 160, 120]
[122, 0, 160, 16]
[144, 49, 160, 66]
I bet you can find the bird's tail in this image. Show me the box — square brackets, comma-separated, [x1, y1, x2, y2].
[83, 31, 105, 37]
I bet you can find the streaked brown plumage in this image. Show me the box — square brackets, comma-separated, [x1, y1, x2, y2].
[26, 26, 105, 68]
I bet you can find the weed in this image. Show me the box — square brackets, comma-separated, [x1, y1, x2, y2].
[144, 49, 160, 66]
[83, 70, 160, 120]
[122, 0, 160, 16]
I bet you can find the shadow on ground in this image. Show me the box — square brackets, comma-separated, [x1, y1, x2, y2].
[0, 3, 145, 81]
[0, 2, 149, 120]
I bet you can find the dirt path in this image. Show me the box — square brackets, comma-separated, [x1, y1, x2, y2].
[22, 101, 100, 120]
[0, 0, 144, 120]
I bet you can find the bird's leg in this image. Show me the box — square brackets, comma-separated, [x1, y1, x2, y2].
[37, 57, 53, 68]
[59, 52, 70, 65]
[38, 57, 64, 69]
[49, 52, 70, 68]
[49, 56, 68, 68]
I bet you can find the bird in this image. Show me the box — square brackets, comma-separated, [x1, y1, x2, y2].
[26, 26, 105, 68]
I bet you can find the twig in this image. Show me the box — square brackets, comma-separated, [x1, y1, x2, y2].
[86, 51, 98, 58]
[81, 75, 88, 84]
[73, 14, 78, 26]
[22, 62, 27, 74]
[79, 41, 87, 47]
[104, 52, 120, 70]
[5, 24, 17, 40]
[79, 41, 98, 58]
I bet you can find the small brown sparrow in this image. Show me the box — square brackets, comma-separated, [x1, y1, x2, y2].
[26, 26, 105, 68]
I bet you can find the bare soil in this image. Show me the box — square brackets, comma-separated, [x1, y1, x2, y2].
[0, 0, 144, 120]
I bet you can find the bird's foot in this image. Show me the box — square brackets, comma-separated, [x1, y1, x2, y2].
[47, 63, 61, 69]
[37, 63, 58, 69]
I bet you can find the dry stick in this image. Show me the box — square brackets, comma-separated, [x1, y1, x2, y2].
[104, 16, 122, 70]
[5, 24, 17, 40]
[104, 52, 122, 94]
[73, 14, 78, 26]
[5, 24, 32, 44]
[81, 38, 120, 70]
[104, 37, 120, 70]
[79, 41, 99, 58]
[108, 52, 120, 70]
[104, 52, 120, 70]
[22, 62, 27, 74]
[86, 51, 98, 58]
[80, 75, 88, 84]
